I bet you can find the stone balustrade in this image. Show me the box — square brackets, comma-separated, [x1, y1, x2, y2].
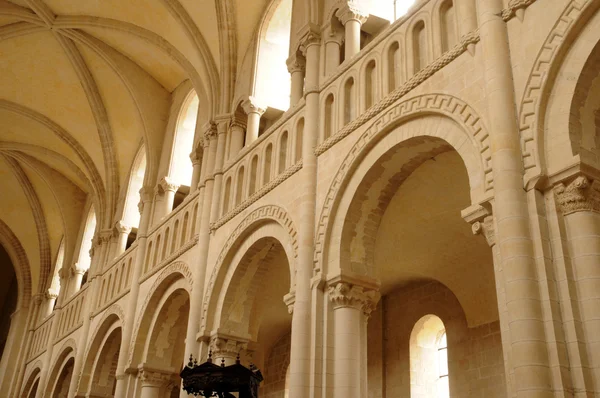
[54, 285, 87, 342]
[27, 314, 53, 361]
[95, 242, 138, 313]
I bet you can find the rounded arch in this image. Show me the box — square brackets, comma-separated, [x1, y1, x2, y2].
[518, 0, 600, 186]
[79, 305, 124, 393]
[127, 261, 192, 366]
[315, 95, 490, 276]
[201, 206, 298, 334]
[20, 362, 42, 398]
[0, 219, 32, 310]
[44, 339, 76, 397]
[170, 89, 198, 187]
[120, 142, 147, 229]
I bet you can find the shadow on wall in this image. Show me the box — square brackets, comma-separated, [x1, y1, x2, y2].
[0, 243, 17, 360]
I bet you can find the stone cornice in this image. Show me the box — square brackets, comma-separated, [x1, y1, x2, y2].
[554, 175, 600, 215]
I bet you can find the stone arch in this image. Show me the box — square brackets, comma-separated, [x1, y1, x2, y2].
[20, 362, 42, 398]
[44, 339, 76, 397]
[79, 305, 124, 394]
[518, 0, 600, 186]
[127, 261, 192, 366]
[201, 206, 298, 334]
[314, 94, 490, 275]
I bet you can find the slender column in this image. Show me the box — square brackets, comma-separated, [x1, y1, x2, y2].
[69, 263, 86, 296]
[228, 117, 246, 159]
[554, 175, 600, 386]
[477, 0, 553, 395]
[209, 121, 227, 224]
[183, 125, 218, 361]
[325, 33, 343, 75]
[328, 281, 379, 398]
[287, 54, 306, 107]
[138, 367, 175, 398]
[287, 25, 320, 398]
[336, 4, 368, 60]
[242, 97, 266, 147]
[114, 221, 132, 257]
[41, 290, 59, 320]
[113, 186, 154, 397]
[189, 147, 203, 193]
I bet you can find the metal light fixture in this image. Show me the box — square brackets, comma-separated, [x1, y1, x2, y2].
[180, 352, 264, 398]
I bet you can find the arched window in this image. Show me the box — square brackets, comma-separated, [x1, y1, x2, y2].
[123, 146, 146, 230]
[235, 167, 245, 206]
[440, 0, 457, 53]
[369, 0, 416, 21]
[387, 41, 401, 93]
[264, 144, 273, 184]
[364, 60, 377, 110]
[278, 131, 288, 174]
[249, 156, 259, 196]
[222, 177, 232, 215]
[49, 239, 64, 297]
[255, 0, 293, 111]
[170, 91, 198, 187]
[413, 21, 427, 73]
[410, 314, 449, 398]
[295, 118, 304, 162]
[343, 77, 355, 125]
[75, 206, 96, 281]
[324, 94, 335, 140]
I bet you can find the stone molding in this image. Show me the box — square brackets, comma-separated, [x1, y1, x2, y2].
[138, 366, 175, 388]
[328, 281, 380, 316]
[313, 94, 491, 273]
[203, 121, 218, 142]
[472, 216, 496, 247]
[518, 0, 592, 186]
[554, 175, 600, 215]
[335, 2, 369, 26]
[210, 335, 249, 358]
[502, 0, 537, 21]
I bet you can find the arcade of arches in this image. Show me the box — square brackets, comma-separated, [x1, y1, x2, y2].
[1, 0, 600, 397]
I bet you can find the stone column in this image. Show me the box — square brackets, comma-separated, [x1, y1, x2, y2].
[114, 221, 132, 257]
[287, 54, 306, 107]
[325, 31, 343, 75]
[554, 175, 600, 384]
[41, 290, 59, 320]
[153, 176, 180, 222]
[336, 3, 368, 60]
[287, 25, 320, 398]
[210, 335, 250, 366]
[228, 117, 246, 159]
[69, 263, 87, 296]
[242, 97, 266, 147]
[189, 147, 203, 194]
[138, 367, 175, 398]
[113, 186, 154, 398]
[477, 0, 553, 395]
[328, 281, 379, 398]
[455, 0, 478, 37]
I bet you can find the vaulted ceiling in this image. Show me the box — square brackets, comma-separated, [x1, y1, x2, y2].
[0, 0, 275, 296]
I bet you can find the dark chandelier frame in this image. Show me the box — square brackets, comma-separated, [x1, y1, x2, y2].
[180, 352, 264, 398]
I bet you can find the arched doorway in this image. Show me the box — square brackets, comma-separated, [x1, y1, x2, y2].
[46, 347, 75, 398]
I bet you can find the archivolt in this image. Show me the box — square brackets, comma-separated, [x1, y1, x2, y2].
[517, 0, 600, 185]
[313, 94, 490, 274]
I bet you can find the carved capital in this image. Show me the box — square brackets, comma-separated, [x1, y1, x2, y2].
[45, 289, 59, 300]
[283, 291, 295, 314]
[100, 229, 113, 244]
[336, 2, 369, 26]
[242, 97, 267, 116]
[158, 176, 180, 194]
[189, 148, 203, 166]
[114, 220, 132, 235]
[210, 335, 249, 359]
[298, 24, 321, 55]
[138, 368, 174, 388]
[554, 175, 600, 215]
[58, 267, 70, 281]
[328, 282, 380, 316]
[138, 186, 154, 215]
[203, 121, 218, 142]
[33, 293, 44, 305]
[229, 115, 247, 131]
[286, 53, 306, 74]
[71, 263, 87, 276]
[472, 216, 496, 247]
